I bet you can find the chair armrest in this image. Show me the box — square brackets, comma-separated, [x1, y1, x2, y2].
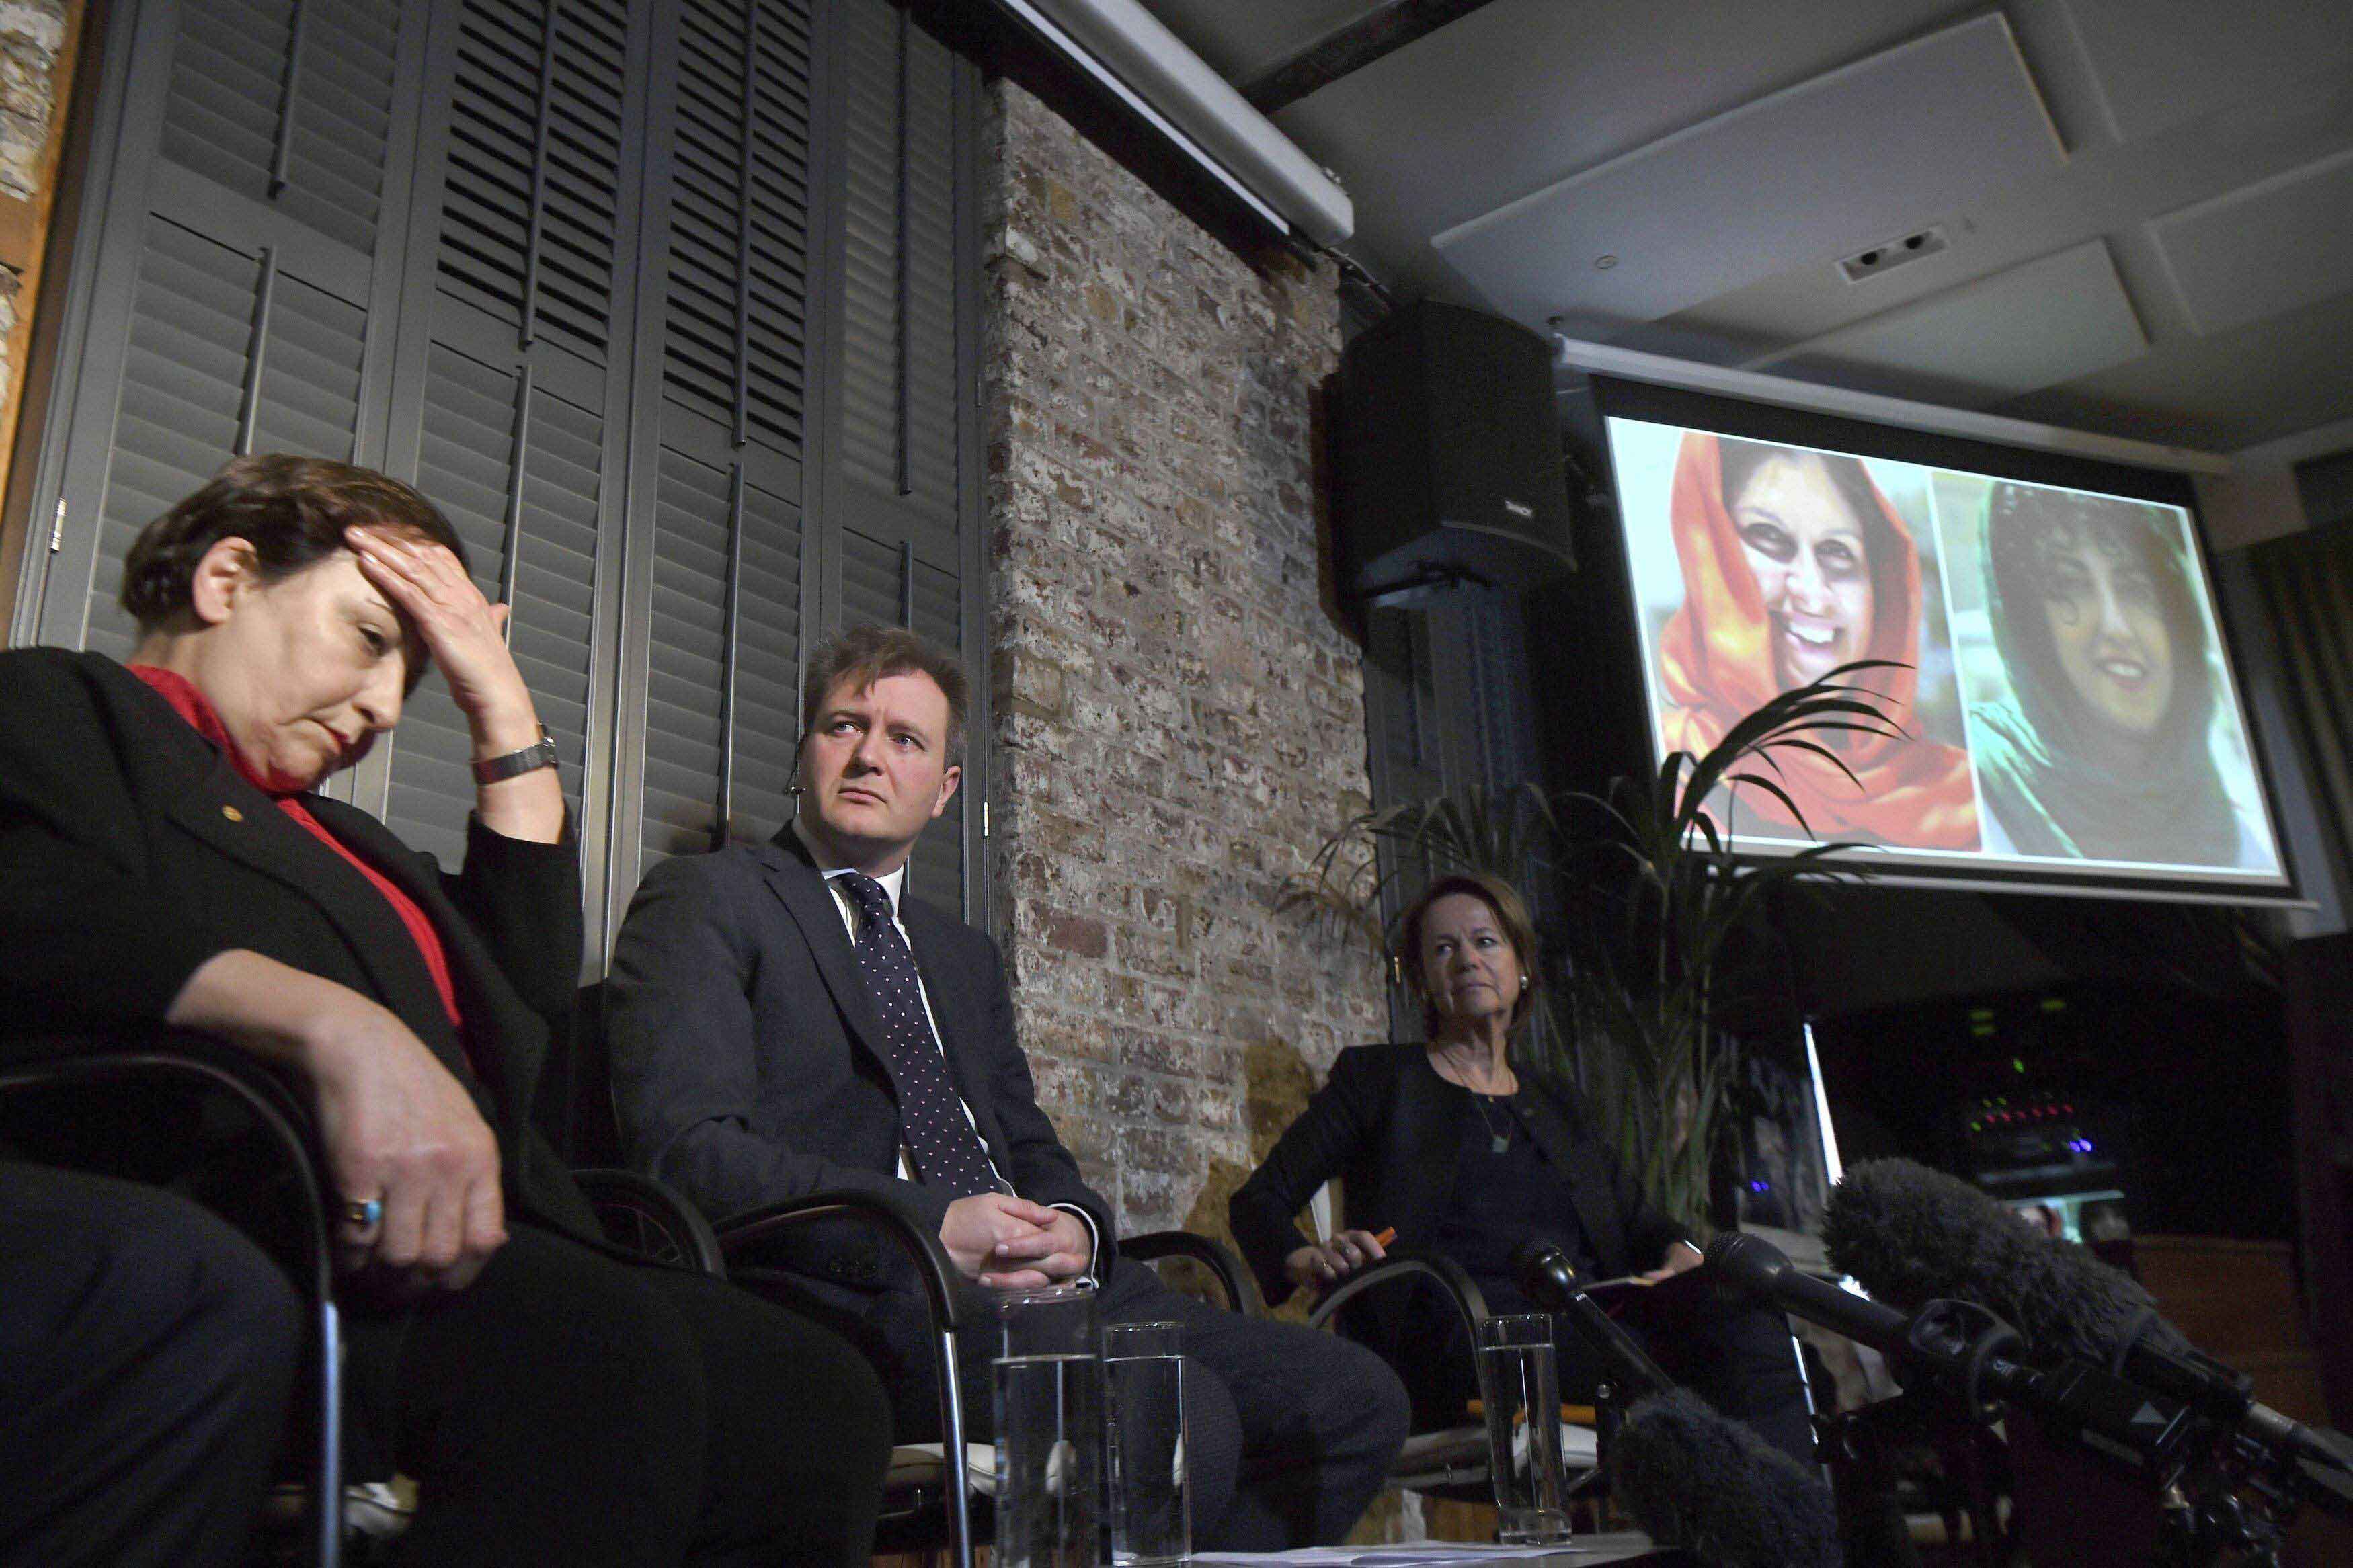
[572, 1167, 725, 1277]
[0, 1030, 332, 1301]
[715, 1189, 966, 1332]
[0, 1028, 348, 1564]
[1306, 1245, 1490, 1344]
[1121, 1229, 1265, 1316]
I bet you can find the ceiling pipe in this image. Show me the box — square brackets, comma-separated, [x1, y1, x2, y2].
[990, 0, 1355, 248]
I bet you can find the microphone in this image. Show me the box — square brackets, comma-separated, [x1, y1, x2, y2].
[1511, 1239, 1673, 1403]
[1607, 1389, 1842, 1568]
[1824, 1159, 2352, 1492]
[1702, 1233, 1921, 1362]
[1706, 1231, 2203, 1482]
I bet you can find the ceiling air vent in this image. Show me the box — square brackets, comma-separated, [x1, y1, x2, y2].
[1839, 225, 1948, 282]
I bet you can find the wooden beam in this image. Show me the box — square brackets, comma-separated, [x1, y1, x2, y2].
[1241, 0, 1501, 115]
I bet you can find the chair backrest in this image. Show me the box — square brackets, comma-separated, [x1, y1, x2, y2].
[565, 981, 623, 1169]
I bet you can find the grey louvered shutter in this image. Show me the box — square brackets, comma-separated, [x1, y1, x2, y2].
[820, 0, 984, 919]
[361, 0, 645, 938]
[16, 0, 992, 960]
[21, 0, 410, 661]
[604, 0, 817, 926]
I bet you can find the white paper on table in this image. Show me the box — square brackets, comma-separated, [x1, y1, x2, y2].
[1191, 1544, 1600, 1565]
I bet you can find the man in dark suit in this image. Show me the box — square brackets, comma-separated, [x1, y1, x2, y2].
[607, 626, 1410, 1550]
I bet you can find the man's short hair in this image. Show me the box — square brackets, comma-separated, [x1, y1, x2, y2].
[801, 624, 969, 761]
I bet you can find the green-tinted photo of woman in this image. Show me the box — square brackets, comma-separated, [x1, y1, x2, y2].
[1969, 482, 2260, 867]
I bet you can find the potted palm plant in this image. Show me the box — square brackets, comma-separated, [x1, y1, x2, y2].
[1283, 661, 1904, 1231]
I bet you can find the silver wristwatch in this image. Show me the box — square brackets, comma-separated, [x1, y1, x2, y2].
[472, 725, 559, 785]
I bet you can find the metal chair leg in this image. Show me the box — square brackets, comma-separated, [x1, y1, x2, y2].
[313, 1298, 344, 1567]
[937, 1326, 974, 1568]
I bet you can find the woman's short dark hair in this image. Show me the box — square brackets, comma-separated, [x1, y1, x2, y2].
[800, 624, 969, 761]
[120, 455, 467, 631]
[1395, 872, 1542, 1040]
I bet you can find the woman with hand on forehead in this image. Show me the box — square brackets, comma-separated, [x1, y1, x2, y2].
[0, 456, 889, 1567]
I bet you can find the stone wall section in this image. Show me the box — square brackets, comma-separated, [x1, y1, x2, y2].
[978, 81, 1387, 1243]
[0, 0, 74, 606]
[0, 1, 68, 203]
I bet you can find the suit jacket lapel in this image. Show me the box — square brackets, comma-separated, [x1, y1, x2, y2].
[155, 752, 451, 1053]
[1513, 1085, 1626, 1276]
[762, 832, 900, 1077]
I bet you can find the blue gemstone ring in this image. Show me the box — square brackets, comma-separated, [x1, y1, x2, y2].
[342, 1197, 385, 1229]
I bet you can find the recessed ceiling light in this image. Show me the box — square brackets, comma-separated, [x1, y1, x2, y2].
[1595, 255, 1618, 270]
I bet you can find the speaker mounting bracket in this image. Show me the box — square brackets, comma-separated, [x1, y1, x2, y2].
[1355, 563, 1494, 608]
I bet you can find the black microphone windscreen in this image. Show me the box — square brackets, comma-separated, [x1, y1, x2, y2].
[1608, 1389, 1841, 1568]
[1823, 1158, 2188, 1368]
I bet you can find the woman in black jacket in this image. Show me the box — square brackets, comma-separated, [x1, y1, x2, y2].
[0, 456, 889, 1567]
[1229, 872, 1811, 1462]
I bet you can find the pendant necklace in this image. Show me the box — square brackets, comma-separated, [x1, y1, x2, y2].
[1438, 1047, 1513, 1152]
[1466, 1088, 1512, 1154]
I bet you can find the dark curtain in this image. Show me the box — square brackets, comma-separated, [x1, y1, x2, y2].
[2247, 523, 2353, 1426]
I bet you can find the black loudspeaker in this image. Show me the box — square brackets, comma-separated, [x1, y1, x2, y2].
[1334, 300, 1575, 606]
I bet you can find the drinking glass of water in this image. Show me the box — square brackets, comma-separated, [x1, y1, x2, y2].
[991, 1283, 1101, 1568]
[1104, 1321, 1189, 1565]
[1475, 1313, 1572, 1544]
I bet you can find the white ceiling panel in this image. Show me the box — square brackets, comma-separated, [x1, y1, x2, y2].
[1431, 14, 2065, 336]
[1997, 291, 2353, 449]
[1142, 0, 2353, 454]
[1754, 240, 2147, 407]
[2058, 0, 2353, 145]
[2152, 145, 2353, 337]
[1265, 0, 1972, 299]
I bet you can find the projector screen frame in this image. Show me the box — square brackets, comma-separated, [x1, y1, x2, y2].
[1583, 374, 2303, 907]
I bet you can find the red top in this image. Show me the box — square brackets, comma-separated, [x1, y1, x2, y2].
[128, 664, 467, 1036]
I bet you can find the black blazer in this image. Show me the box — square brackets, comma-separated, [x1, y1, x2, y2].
[1228, 1043, 1687, 1344]
[0, 647, 599, 1242]
[605, 825, 1115, 1299]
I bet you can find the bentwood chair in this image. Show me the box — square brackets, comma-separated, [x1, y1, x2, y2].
[1306, 1247, 1515, 1494]
[715, 1192, 981, 1568]
[569, 983, 984, 1568]
[1119, 1226, 1523, 1499]
[0, 1030, 346, 1568]
[0, 1023, 730, 1568]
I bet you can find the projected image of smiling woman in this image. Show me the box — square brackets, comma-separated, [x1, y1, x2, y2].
[1723, 446, 1877, 688]
[1970, 484, 2252, 866]
[1652, 433, 1979, 850]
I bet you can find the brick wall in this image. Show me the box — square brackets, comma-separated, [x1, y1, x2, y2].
[0, 2, 68, 202]
[980, 81, 1386, 1243]
[0, 0, 75, 610]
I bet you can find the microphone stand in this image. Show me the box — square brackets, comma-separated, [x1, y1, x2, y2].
[1707, 1233, 2329, 1566]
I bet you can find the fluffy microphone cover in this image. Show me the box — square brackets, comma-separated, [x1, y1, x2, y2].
[1823, 1157, 2188, 1364]
[1607, 1389, 1841, 1568]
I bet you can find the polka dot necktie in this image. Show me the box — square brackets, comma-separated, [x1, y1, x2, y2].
[835, 871, 1002, 1200]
